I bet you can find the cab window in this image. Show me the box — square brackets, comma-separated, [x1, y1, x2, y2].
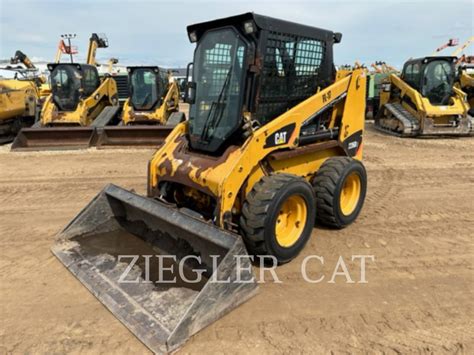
[82, 67, 100, 97]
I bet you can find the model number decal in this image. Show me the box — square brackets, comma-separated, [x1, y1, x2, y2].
[343, 130, 363, 157]
[322, 90, 332, 103]
[348, 141, 358, 150]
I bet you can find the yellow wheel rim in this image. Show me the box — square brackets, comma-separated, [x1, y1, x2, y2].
[275, 195, 307, 248]
[340, 172, 361, 216]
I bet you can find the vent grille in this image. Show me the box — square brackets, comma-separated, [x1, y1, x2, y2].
[111, 75, 129, 103]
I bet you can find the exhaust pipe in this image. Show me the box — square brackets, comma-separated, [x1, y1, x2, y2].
[51, 184, 258, 353]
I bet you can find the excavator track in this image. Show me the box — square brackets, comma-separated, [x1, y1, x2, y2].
[0, 117, 35, 145]
[374, 103, 420, 137]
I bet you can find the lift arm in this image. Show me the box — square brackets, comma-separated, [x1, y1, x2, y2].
[452, 36, 474, 57]
[10, 51, 36, 69]
[86, 33, 109, 66]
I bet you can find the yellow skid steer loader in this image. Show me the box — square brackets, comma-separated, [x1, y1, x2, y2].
[95, 66, 183, 148]
[12, 34, 120, 150]
[52, 13, 367, 353]
[375, 56, 472, 136]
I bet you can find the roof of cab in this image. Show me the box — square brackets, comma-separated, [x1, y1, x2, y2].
[187, 12, 340, 44]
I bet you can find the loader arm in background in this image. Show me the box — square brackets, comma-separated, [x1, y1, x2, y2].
[86, 33, 109, 66]
[460, 71, 474, 89]
[452, 36, 474, 57]
[10, 51, 36, 69]
[163, 80, 180, 113]
[10, 51, 48, 90]
[149, 70, 366, 226]
[459, 71, 474, 109]
[458, 70, 474, 127]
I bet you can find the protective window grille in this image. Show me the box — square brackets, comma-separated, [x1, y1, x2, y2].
[256, 32, 326, 124]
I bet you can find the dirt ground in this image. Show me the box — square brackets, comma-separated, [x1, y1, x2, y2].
[0, 123, 473, 354]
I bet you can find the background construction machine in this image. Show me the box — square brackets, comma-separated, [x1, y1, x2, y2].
[51, 13, 367, 353]
[458, 63, 474, 116]
[0, 51, 48, 144]
[121, 66, 180, 125]
[94, 66, 182, 147]
[375, 56, 472, 136]
[453, 37, 474, 120]
[366, 61, 399, 118]
[10, 50, 51, 99]
[12, 33, 120, 150]
[0, 69, 39, 144]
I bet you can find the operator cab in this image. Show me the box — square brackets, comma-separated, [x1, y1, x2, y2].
[186, 13, 341, 154]
[127, 66, 168, 111]
[48, 63, 100, 111]
[401, 57, 457, 105]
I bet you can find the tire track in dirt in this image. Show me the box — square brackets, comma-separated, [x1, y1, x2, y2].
[1, 128, 473, 354]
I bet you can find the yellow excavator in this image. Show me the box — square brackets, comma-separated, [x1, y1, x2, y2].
[51, 13, 367, 353]
[0, 69, 39, 144]
[94, 66, 183, 147]
[375, 56, 472, 136]
[12, 33, 120, 150]
[10, 50, 50, 97]
[0, 51, 47, 144]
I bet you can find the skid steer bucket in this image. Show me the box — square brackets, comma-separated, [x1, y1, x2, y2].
[94, 126, 174, 148]
[51, 184, 258, 354]
[11, 127, 98, 151]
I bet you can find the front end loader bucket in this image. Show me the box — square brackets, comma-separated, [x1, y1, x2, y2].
[11, 127, 98, 151]
[94, 126, 174, 148]
[51, 184, 258, 354]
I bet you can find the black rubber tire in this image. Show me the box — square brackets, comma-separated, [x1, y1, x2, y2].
[312, 157, 367, 229]
[240, 173, 316, 264]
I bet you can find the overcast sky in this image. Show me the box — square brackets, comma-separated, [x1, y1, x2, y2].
[0, 0, 472, 69]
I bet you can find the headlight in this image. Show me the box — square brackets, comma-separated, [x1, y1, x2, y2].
[189, 31, 198, 43]
[244, 20, 256, 34]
